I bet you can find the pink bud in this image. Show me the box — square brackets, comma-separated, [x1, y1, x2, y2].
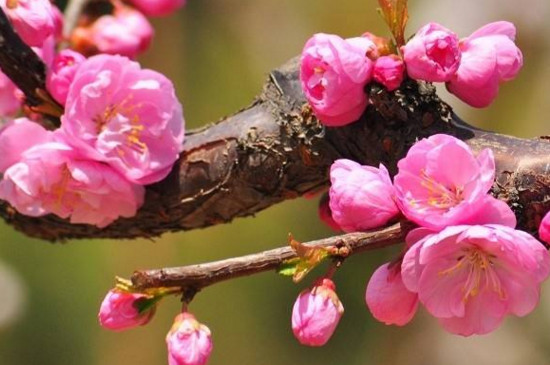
[98, 289, 157, 331]
[365, 262, 418, 326]
[166, 313, 213, 365]
[300, 33, 374, 126]
[447, 21, 523, 108]
[539, 211, 550, 245]
[329, 159, 399, 232]
[373, 55, 405, 91]
[72, 4, 153, 59]
[291, 278, 344, 346]
[1, 0, 56, 47]
[129, 0, 186, 17]
[46, 50, 86, 105]
[402, 22, 461, 82]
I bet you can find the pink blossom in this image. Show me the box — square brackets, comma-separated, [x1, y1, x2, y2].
[447, 22, 523, 108]
[129, 0, 186, 17]
[99, 289, 157, 331]
[46, 50, 86, 105]
[62, 54, 184, 185]
[51, 4, 63, 41]
[401, 225, 550, 336]
[365, 262, 418, 326]
[0, 71, 21, 116]
[0, 133, 145, 227]
[291, 278, 344, 346]
[0, 118, 51, 172]
[72, 4, 153, 59]
[402, 22, 461, 82]
[166, 312, 213, 365]
[300, 33, 374, 126]
[373, 55, 405, 91]
[329, 159, 399, 232]
[0, 0, 55, 47]
[393, 134, 510, 230]
[539, 211, 550, 245]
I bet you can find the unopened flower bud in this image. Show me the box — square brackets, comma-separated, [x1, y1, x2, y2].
[318, 193, 341, 232]
[1, 0, 56, 47]
[291, 278, 344, 346]
[46, 50, 86, 105]
[98, 289, 157, 331]
[166, 312, 213, 365]
[373, 55, 405, 91]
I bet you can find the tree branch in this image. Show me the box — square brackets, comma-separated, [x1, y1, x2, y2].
[0, 56, 548, 241]
[131, 223, 407, 291]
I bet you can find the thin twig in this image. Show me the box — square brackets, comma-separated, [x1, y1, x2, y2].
[131, 223, 409, 291]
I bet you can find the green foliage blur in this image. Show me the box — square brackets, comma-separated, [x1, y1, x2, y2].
[1, 1, 549, 364]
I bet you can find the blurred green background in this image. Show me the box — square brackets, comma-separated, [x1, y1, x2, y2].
[1, 0, 550, 364]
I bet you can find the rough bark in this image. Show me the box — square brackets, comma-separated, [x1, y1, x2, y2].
[0, 13, 547, 241]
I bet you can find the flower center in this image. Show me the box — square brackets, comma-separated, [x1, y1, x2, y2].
[440, 247, 506, 302]
[409, 169, 464, 210]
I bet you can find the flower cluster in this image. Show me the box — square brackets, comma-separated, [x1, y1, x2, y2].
[98, 289, 213, 365]
[326, 134, 550, 336]
[0, 54, 185, 227]
[300, 21, 522, 126]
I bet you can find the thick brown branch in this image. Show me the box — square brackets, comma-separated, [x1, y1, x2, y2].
[0, 57, 548, 241]
[131, 223, 407, 291]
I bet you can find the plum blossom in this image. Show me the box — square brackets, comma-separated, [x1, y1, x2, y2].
[71, 4, 153, 59]
[292, 278, 344, 346]
[393, 134, 509, 230]
[46, 50, 86, 105]
[0, 130, 145, 227]
[402, 22, 461, 82]
[318, 193, 341, 232]
[300, 33, 374, 126]
[373, 55, 405, 91]
[447, 21, 523, 107]
[539, 211, 550, 245]
[0, 0, 56, 47]
[129, 0, 186, 17]
[166, 312, 213, 365]
[401, 225, 550, 336]
[329, 159, 399, 232]
[99, 289, 157, 331]
[365, 262, 418, 326]
[62, 54, 184, 185]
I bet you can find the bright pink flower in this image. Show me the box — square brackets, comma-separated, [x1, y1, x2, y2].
[99, 289, 157, 331]
[402, 22, 461, 82]
[1, 0, 55, 47]
[401, 225, 550, 336]
[0, 71, 21, 116]
[129, 0, 186, 17]
[393, 134, 511, 230]
[46, 50, 86, 105]
[365, 262, 418, 326]
[539, 211, 550, 245]
[166, 313, 213, 365]
[373, 55, 405, 91]
[291, 278, 344, 346]
[318, 194, 341, 232]
[329, 159, 399, 232]
[447, 22, 523, 108]
[300, 33, 374, 126]
[81, 4, 154, 59]
[51, 4, 63, 41]
[62, 54, 184, 185]
[0, 133, 145, 227]
[0, 118, 51, 172]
